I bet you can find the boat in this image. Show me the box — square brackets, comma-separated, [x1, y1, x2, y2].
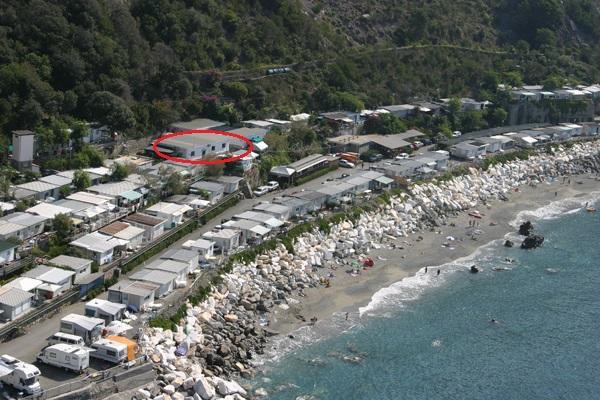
[586, 207, 596, 212]
[493, 267, 510, 272]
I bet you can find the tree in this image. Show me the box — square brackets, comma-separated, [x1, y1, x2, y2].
[0, 176, 10, 200]
[164, 173, 187, 195]
[203, 155, 224, 178]
[59, 186, 71, 198]
[81, 146, 105, 167]
[73, 170, 91, 190]
[485, 108, 508, 127]
[111, 163, 129, 181]
[363, 114, 407, 135]
[86, 91, 136, 131]
[542, 75, 563, 90]
[53, 213, 73, 244]
[70, 121, 88, 150]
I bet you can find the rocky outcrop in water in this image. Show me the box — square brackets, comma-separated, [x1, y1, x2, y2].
[521, 235, 545, 249]
[519, 221, 533, 236]
[504, 240, 514, 247]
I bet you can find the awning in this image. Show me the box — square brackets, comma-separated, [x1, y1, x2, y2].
[375, 176, 394, 185]
[37, 283, 62, 293]
[121, 190, 143, 201]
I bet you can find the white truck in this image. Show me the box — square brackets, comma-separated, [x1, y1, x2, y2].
[0, 354, 42, 395]
[37, 344, 89, 373]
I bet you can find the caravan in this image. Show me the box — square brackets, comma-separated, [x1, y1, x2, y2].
[47, 332, 85, 347]
[36, 344, 89, 373]
[90, 339, 128, 364]
[0, 355, 42, 395]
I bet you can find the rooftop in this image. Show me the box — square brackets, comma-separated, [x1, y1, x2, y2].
[125, 213, 166, 227]
[253, 203, 291, 215]
[23, 265, 75, 284]
[67, 191, 113, 205]
[113, 225, 145, 241]
[53, 199, 93, 213]
[0, 287, 34, 307]
[145, 258, 189, 275]
[87, 181, 142, 197]
[39, 174, 72, 187]
[170, 118, 226, 131]
[49, 255, 92, 271]
[190, 180, 226, 192]
[3, 277, 42, 292]
[161, 248, 198, 263]
[146, 202, 192, 216]
[70, 232, 126, 253]
[109, 279, 159, 297]
[61, 313, 105, 330]
[85, 299, 126, 315]
[99, 222, 130, 236]
[14, 181, 59, 193]
[242, 120, 274, 128]
[182, 238, 214, 250]
[203, 229, 241, 240]
[234, 211, 284, 227]
[1, 212, 47, 227]
[130, 269, 178, 285]
[226, 127, 268, 140]
[26, 203, 72, 219]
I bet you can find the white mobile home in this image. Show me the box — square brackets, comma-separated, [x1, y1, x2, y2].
[23, 266, 75, 298]
[90, 339, 128, 364]
[145, 258, 190, 282]
[202, 229, 242, 254]
[160, 249, 199, 274]
[450, 141, 488, 159]
[145, 202, 192, 228]
[70, 232, 126, 265]
[36, 344, 89, 373]
[252, 203, 291, 221]
[124, 213, 167, 242]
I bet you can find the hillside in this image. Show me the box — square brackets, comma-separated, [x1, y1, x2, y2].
[1, 0, 600, 139]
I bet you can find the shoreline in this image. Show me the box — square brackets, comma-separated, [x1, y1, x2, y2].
[138, 141, 600, 400]
[267, 175, 600, 337]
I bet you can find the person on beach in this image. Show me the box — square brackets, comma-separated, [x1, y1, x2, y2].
[425, 267, 428, 273]
[345, 312, 349, 321]
[437, 269, 440, 276]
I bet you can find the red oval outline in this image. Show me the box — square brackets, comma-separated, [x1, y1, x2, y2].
[152, 129, 255, 165]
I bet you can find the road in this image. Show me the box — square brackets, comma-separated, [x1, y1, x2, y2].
[0, 164, 370, 390]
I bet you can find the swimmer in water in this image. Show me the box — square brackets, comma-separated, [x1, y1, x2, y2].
[490, 318, 497, 324]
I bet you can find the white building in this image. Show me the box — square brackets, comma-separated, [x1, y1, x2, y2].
[450, 141, 488, 159]
[129, 269, 178, 298]
[84, 299, 126, 323]
[160, 249, 199, 275]
[98, 222, 145, 250]
[156, 133, 230, 160]
[0, 287, 34, 321]
[23, 265, 75, 298]
[107, 280, 158, 312]
[145, 258, 189, 282]
[232, 211, 284, 229]
[26, 203, 73, 219]
[0, 213, 47, 241]
[222, 219, 271, 245]
[124, 213, 167, 242]
[182, 238, 215, 260]
[202, 229, 241, 254]
[11, 130, 35, 170]
[252, 203, 291, 221]
[70, 232, 126, 265]
[49, 255, 92, 279]
[145, 202, 192, 228]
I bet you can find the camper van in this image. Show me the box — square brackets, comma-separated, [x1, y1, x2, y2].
[90, 339, 127, 364]
[36, 344, 89, 373]
[47, 332, 85, 347]
[0, 354, 42, 395]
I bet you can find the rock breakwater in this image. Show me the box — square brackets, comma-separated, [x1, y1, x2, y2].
[138, 141, 600, 399]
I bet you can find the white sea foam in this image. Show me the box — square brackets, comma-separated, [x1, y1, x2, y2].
[358, 240, 499, 317]
[510, 191, 600, 227]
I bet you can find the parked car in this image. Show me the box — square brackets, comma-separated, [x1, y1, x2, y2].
[395, 153, 410, 160]
[253, 186, 270, 196]
[339, 159, 355, 168]
[452, 131, 462, 137]
[422, 138, 432, 145]
[367, 153, 384, 162]
[338, 173, 350, 179]
[265, 181, 280, 191]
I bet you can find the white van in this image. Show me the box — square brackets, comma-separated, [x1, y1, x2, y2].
[90, 339, 127, 364]
[47, 332, 85, 347]
[36, 344, 89, 373]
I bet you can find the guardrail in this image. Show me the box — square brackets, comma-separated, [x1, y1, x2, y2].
[0, 289, 79, 342]
[21, 356, 152, 400]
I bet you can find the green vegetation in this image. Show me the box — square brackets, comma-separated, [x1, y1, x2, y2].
[480, 149, 533, 170]
[73, 170, 91, 191]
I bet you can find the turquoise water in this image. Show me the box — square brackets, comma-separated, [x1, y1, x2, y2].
[254, 203, 600, 399]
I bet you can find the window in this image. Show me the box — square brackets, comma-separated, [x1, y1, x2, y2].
[107, 350, 116, 357]
[61, 322, 72, 330]
[202, 150, 206, 156]
[211, 146, 215, 151]
[49, 353, 56, 358]
[65, 356, 70, 361]
[221, 143, 226, 148]
[191, 151, 195, 157]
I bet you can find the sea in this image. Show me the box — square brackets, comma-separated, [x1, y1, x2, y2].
[251, 195, 600, 400]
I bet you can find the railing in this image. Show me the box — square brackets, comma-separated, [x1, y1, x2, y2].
[0, 255, 33, 279]
[0, 289, 79, 342]
[20, 356, 152, 400]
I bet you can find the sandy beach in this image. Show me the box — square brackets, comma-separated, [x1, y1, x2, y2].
[269, 174, 600, 335]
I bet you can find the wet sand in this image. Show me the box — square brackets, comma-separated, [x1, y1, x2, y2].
[268, 175, 600, 335]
